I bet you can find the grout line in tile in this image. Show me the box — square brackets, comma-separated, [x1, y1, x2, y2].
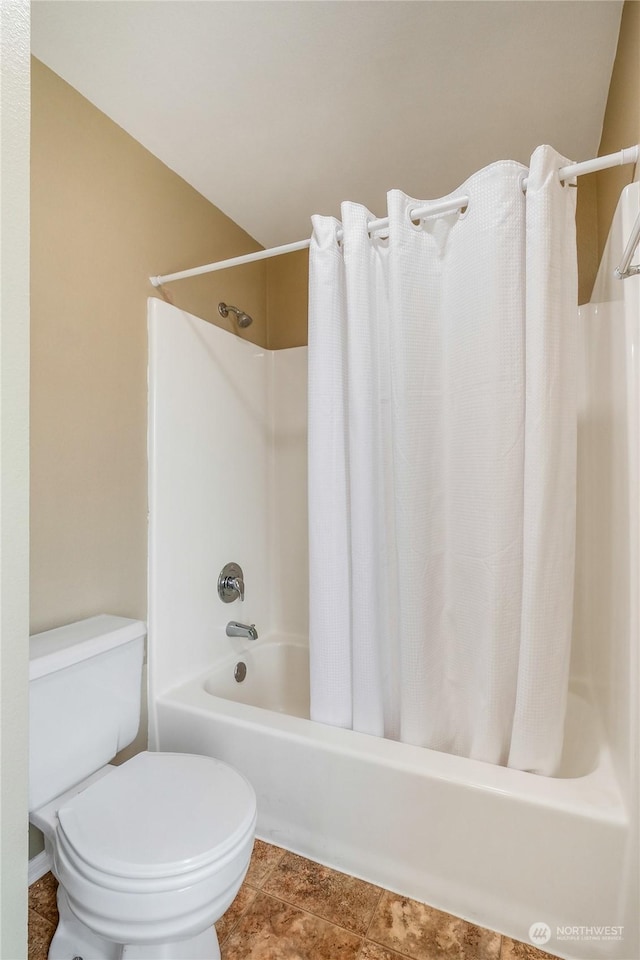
[363, 885, 386, 941]
[217, 883, 259, 949]
[251, 890, 369, 950]
[29, 905, 55, 926]
[353, 936, 367, 960]
[28, 883, 59, 928]
[28, 905, 55, 927]
[362, 933, 416, 960]
[253, 843, 287, 888]
[28, 901, 58, 921]
[367, 894, 414, 945]
[259, 849, 390, 941]
[361, 890, 431, 960]
[358, 941, 397, 960]
[255, 884, 380, 942]
[28, 908, 57, 960]
[363, 901, 505, 960]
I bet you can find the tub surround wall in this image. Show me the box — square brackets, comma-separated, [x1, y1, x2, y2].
[574, 183, 640, 813]
[147, 298, 307, 707]
[578, 183, 640, 948]
[570, 185, 639, 957]
[148, 302, 270, 699]
[269, 348, 308, 638]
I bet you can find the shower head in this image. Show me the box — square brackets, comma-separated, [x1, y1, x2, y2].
[218, 302, 253, 329]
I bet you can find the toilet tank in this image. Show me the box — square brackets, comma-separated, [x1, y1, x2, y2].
[29, 615, 146, 811]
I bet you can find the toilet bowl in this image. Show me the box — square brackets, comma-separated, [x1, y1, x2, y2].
[29, 616, 257, 959]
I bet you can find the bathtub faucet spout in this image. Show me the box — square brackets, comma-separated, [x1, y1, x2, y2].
[226, 621, 258, 641]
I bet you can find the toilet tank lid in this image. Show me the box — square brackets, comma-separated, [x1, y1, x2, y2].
[30, 615, 146, 681]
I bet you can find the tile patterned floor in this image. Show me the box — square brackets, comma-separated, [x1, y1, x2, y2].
[28, 840, 557, 960]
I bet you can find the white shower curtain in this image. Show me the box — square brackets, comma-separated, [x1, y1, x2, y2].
[308, 145, 577, 776]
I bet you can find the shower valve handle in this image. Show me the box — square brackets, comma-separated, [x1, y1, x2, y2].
[218, 562, 245, 602]
[227, 576, 245, 601]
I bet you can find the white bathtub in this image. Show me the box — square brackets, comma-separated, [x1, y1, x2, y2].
[155, 634, 630, 960]
[203, 639, 310, 719]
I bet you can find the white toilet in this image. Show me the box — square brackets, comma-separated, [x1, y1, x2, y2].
[29, 615, 257, 960]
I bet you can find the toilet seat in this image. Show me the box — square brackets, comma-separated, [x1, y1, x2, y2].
[51, 751, 257, 950]
[56, 751, 256, 884]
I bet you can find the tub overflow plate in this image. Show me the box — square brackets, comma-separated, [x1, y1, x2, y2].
[234, 661, 247, 683]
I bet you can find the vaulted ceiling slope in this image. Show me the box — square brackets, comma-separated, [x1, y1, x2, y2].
[32, 1, 623, 248]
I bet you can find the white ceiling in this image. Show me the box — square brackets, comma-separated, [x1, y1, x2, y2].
[32, 1, 623, 249]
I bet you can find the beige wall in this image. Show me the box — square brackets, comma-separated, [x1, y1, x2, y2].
[31, 58, 269, 634]
[267, 249, 309, 350]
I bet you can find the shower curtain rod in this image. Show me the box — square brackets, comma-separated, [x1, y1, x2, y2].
[150, 144, 640, 288]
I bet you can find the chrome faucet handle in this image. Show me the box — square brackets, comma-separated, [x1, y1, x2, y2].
[218, 562, 245, 602]
[227, 576, 245, 602]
